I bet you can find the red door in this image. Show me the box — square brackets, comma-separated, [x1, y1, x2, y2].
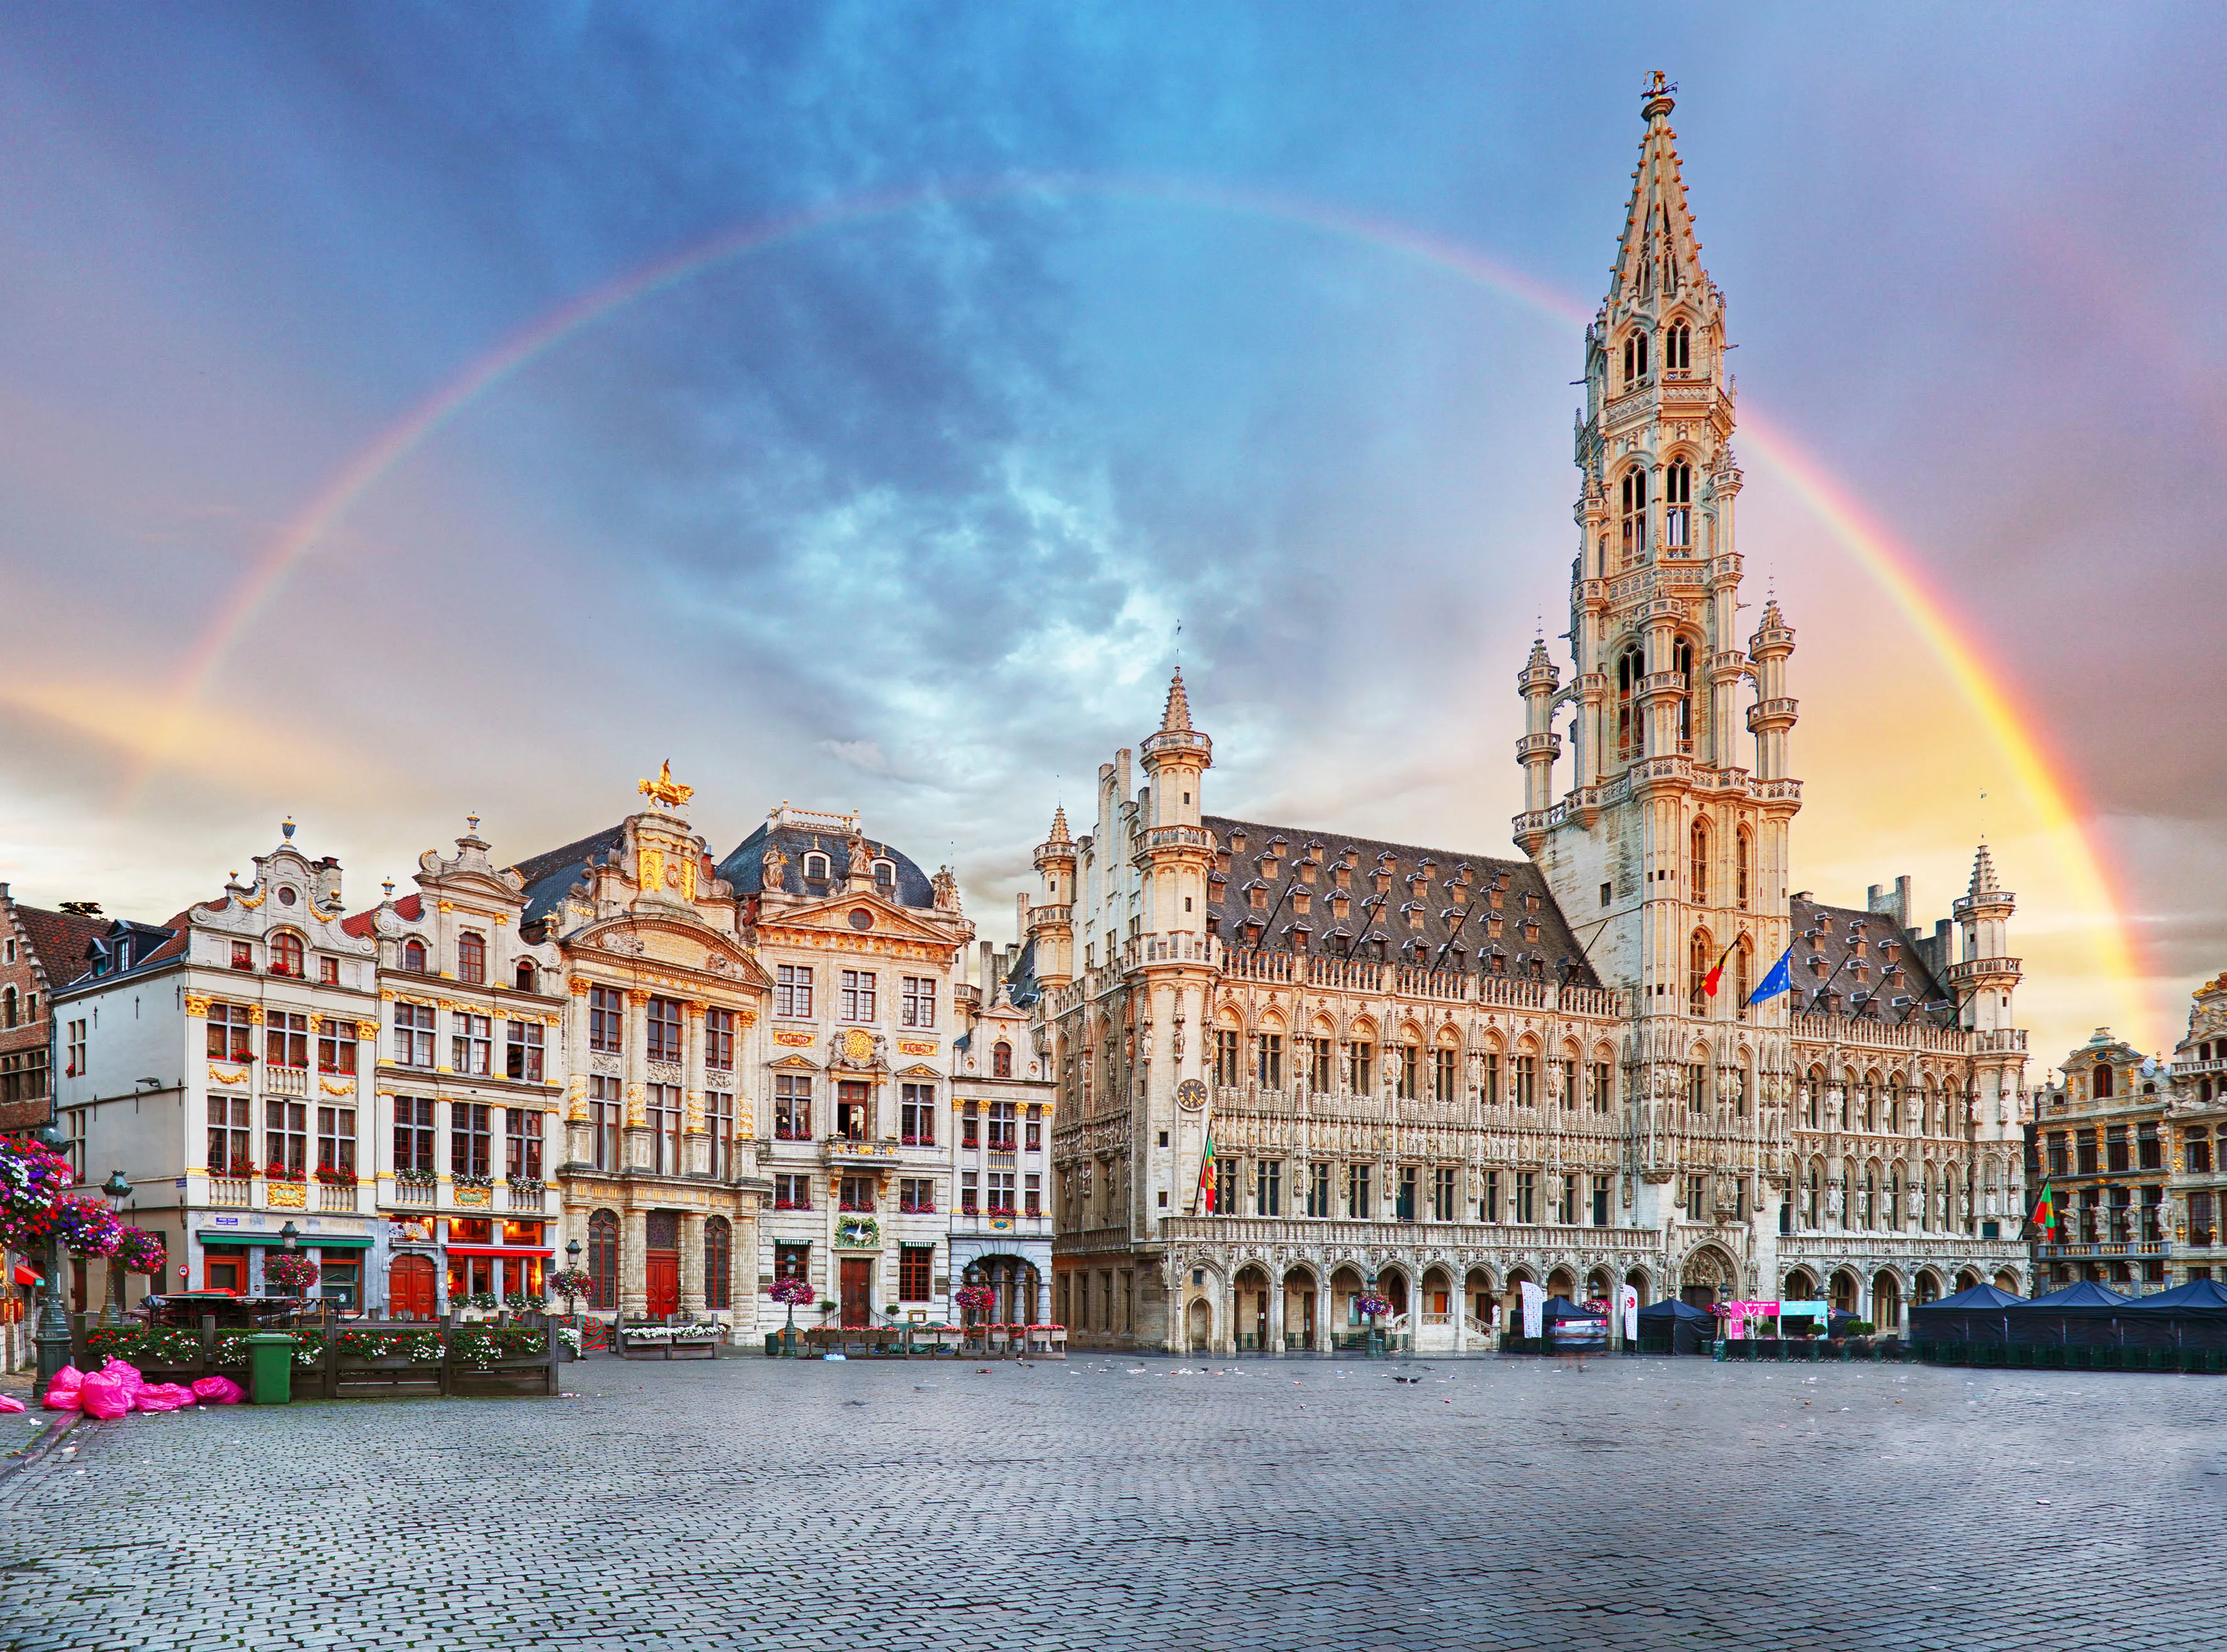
[646, 1251, 680, 1320]
[389, 1255, 435, 1321]
[840, 1257, 873, 1327]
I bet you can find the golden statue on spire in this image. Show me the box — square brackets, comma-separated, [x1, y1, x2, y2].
[638, 760, 694, 811]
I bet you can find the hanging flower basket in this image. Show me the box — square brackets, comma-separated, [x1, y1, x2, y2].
[112, 1227, 168, 1276]
[547, 1269, 594, 1301]
[0, 1136, 74, 1249]
[1355, 1294, 1392, 1319]
[952, 1283, 996, 1318]
[767, 1277, 816, 1307]
[264, 1252, 320, 1294]
[50, 1196, 123, 1259]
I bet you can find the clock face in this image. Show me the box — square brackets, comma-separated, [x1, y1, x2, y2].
[1175, 1078, 1209, 1112]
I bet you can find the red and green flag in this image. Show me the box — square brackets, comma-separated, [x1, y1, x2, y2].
[1196, 1128, 1218, 1213]
[2030, 1179, 2059, 1240]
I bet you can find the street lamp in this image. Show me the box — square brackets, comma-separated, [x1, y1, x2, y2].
[31, 1125, 72, 1387]
[95, 1170, 132, 1328]
[563, 1240, 583, 1317]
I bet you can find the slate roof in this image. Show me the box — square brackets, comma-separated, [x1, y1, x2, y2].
[510, 825, 627, 924]
[1003, 936, 1042, 1009]
[1202, 814, 1600, 988]
[58, 913, 189, 991]
[1788, 895, 1957, 1029]
[717, 823, 936, 910]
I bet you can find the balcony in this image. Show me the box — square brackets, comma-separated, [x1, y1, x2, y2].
[316, 1181, 359, 1213]
[265, 1064, 309, 1097]
[208, 1176, 254, 1209]
[391, 1178, 436, 1207]
[822, 1136, 901, 1164]
[503, 1182, 548, 1213]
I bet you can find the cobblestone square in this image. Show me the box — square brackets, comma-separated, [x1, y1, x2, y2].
[1, 1354, 2219, 1651]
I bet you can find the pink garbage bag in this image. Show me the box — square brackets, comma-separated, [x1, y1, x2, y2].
[78, 1372, 129, 1420]
[190, 1374, 244, 1406]
[99, 1358, 146, 1399]
[42, 1365, 84, 1411]
[133, 1383, 194, 1413]
[0, 1394, 24, 1413]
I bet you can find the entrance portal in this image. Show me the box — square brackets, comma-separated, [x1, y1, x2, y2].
[840, 1257, 874, 1326]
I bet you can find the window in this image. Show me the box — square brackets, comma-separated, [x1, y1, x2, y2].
[400, 938, 427, 974]
[2187, 1129, 2213, 1175]
[204, 1245, 247, 1294]
[450, 1103, 490, 1179]
[1395, 1043, 1417, 1100]
[987, 1101, 1016, 1151]
[961, 1102, 979, 1150]
[514, 960, 537, 992]
[960, 1173, 979, 1213]
[774, 1074, 812, 1141]
[207, 1096, 251, 1176]
[707, 1091, 736, 1179]
[774, 1173, 814, 1210]
[1025, 1173, 1042, 1216]
[1307, 1161, 1331, 1218]
[1209, 1161, 1235, 1216]
[319, 956, 339, 985]
[1348, 1041, 1375, 1095]
[645, 997, 683, 1064]
[647, 1085, 681, 1174]
[450, 1014, 491, 1077]
[316, 1018, 356, 1075]
[2077, 1132, 2099, 1175]
[1025, 1108, 1042, 1151]
[266, 1011, 309, 1070]
[1309, 1038, 1334, 1094]
[801, 851, 831, 882]
[1512, 1054, 1537, 1108]
[588, 987, 624, 1053]
[394, 1097, 435, 1173]
[270, 933, 305, 978]
[265, 1100, 307, 1177]
[1735, 829, 1751, 911]
[2093, 1063, 2114, 1099]
[1214, 1030, 1241, 1088]
[589, 1076, 621, 1172]
[1397, 1165, 1417, 1222]
[207, 1002, 253, 1063]
[1481, 1169, 1501, 1223]
[701, 1217, 732, 1310]
[899, 1176, 935, 1213]
[901, 976, 937, 1028]
[505, 1019, 544, 1082]
[1621, 327, 1650, 386]
[1256, 1159, 1282, 1217]
[1685, 1173, 1708, 1220]
[1689, 820, 1709, 904]
[1664, 461, 1692, 549]
[1431, 1048, 1457, 1103]
[1620, 466, 1649, 564]
[1256, 1034, 1283, 1089]
[505, 1110, 542, 1181]
[703, 1007, 734, 1072]
[840, 970, 876, 1022]
[774, 1243, 810, 1288]
[1558, 1173, 1578, 1225]
[1513, 1171, 1536, 1225]
[1615, 647, 1642, 758]
[309, 1103, 356, 1178]
[776, 965, 813, 1018]
[1348, 1163, 1372, 1220]
[1592, 1174, 1611, 1227]
[900, 1084, 935, 1146]
[1666, 320, 1691, 371]
[230, 939, 254, 972]
[872, 858, 896, 893]
[1432, 1166, 1456, 1222]
[457, 932, 486, 985]
[899, 1245, 934, 1302]
[588, 1211, 619, 1310]
[837, 1081, 872, 1142]
[1590, 1061, 1613, 1116]
[2107, 1125, 2130, 1174]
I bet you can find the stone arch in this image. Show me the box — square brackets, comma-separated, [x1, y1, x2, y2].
[1782, 1267, 1819, 1302]
[1375, 1262, 1412, 1320]
[1546, 1265, 1578, 1299]
[1311, 1012, 1336, 1037]
[1348, 1013, 1378, 1044]
[1280, 1263, 1322, 1350]
[1954, 1267, 1981, 1293]
[1233, 1263, 1273, 1350]
[1993, 1267, 2022, 1294]
[1585, 1266, 1616, 1305]
[1870, 1266, 1904, 1332]
[1622, 1265, 1652, 1302]
[1464, 1265, 1497, 1327]
[1504, 1264, 1536, 1324]
[1912, 1267, 1944, 1308]
[1679, 1243, 1736, 1308]
[1829, 1267, 1861, 1315]
[1419, 1264, 1454, 1319]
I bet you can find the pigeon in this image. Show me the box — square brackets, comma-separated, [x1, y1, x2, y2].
[1392, 1376, 1422, 1384]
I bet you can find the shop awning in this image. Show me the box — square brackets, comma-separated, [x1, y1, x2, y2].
[197, 1231, 373, 1250]
[444, 1246, 554, 1258]
[14, 1264, 41, 1287]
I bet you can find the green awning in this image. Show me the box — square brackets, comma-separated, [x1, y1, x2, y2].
[197, 1230, 373, 1250]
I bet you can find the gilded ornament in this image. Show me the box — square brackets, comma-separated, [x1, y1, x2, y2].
[639, 846, 666, 894]
[625, 988, 650, 1007]
[209, 1064, 248, 1087]
[246, 1005, 265, 1024]
[437, 900, 455, 913]
[839, 1028, 874, 1063]
[355, 1020, 378, 1039]
[319, 1078, 356, 1096]
[184, 994, 211, 1017]
[569, 978, 591, 996]
[638, 760, 694, 810]
[267, 1181, 307, 1210]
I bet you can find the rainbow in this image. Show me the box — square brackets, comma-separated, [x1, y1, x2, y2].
[136, 171, 2148, 1039]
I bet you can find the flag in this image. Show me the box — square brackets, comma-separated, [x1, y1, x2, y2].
[1196, 1129, 1218, 1213]
[2030, 1179, 2058, 1240]
[1702, 938, 1738, 997]
[1747, 946, 1793, 1006]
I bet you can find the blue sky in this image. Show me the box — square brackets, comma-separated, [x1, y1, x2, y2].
[1, 4, 2223, 1060]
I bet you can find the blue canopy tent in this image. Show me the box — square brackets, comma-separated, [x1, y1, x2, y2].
[1540, 1294, 1608, 1352]
[1634, 1297, 1713, 1354]
[2120, 1277, 2227, 1349]
[1909, 1281, 2025, 1345]
[2005, 1279, 2138, 1347]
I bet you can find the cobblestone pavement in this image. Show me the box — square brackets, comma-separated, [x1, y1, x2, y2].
[0, 1352, 2221, 1651]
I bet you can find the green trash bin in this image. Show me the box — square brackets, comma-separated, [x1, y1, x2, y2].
[244, 1333, 295, 1405]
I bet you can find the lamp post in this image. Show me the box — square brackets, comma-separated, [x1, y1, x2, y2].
[32, 1125, 73, 1387]
[564, 1239, 583, 1317]
[96, 1170, 133, 1328]
[278, 1220, 300, 1301]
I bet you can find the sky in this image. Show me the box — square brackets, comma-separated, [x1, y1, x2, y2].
[1, 3, 2223, 1069]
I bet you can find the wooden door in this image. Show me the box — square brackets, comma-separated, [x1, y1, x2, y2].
[646, 1251, 680, 1320]
[389, 1255, 436, 1320]
[840, 1257, 872, 1326]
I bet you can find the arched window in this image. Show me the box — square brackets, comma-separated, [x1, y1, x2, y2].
[587, 1210, 619, 1311]
[1689, 818, 1709, 903]
[270, 933, 305, 978]
[1664, 461, 1693, 549]
[401, 938, 427, 974]
[514, 959, 536, 993]
[1735, 828, 1752, 911]
[1805, 1163, 1822, 1227]
[872, 858, 897, 893]
[1673, 638, 1695, 753]
[457, 932, 486, 985]
[2093, 1063, 2113, 1099]
[993, 1041, 1014, 1079]
[1665, 322, 1691, 372]
[803, 853, 831, 882]
[703, 1217, 732, 1310]
[1, 987, 14, 1029]
[1622, 329, 1651, 387]
[1688, 931, 1713, 1017]
[1615, 647, 1642, 760]
[1734, 937, 1752, 1022]
[1619, 466, 1649, 563]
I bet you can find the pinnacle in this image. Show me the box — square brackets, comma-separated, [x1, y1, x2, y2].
[1969, 842, 1999, 897]
[1047, 804, 1072, 845]
[1160, 667, 1192, 733]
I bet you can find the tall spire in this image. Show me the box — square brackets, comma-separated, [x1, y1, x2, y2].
[1969, 841, 1999, 898]
[1160, 667, 1192, 733]
[1047, 804, 1072, 845]
[1607, 71, 1708, 315]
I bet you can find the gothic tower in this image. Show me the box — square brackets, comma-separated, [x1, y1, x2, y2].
[1515, 75, 1800, 1243]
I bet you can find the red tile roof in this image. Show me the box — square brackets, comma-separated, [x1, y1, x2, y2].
[9, 904, 112, 989]
[340, 892, 420, 938]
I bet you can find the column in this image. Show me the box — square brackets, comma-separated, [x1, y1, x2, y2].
[624, 989, 651, 1171]
[620, 1210, 648, 1318]
[679, 1212, 705, 1315]
[1317, 1274, 1333, 1353]
[564, 981, 592, 1165]
[684, 1000, 710, 1176]
[1270, 1273, 1286, 1354]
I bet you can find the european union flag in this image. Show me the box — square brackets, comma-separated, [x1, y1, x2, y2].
[1747, 946, 1793, 1006]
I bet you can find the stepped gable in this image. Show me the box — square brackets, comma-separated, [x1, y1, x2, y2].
[1790, 895, 1955, 1028]
[510, 824, 626, 922]
[1204, 812, 1599, 988]
[717, 821, 936, 909]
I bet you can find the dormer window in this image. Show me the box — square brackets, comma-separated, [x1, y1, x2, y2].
[231, 941, 253, 972]
[872, 858, 896, 892]
[803, 852, 831, 882]
[270, 933, 305, 978]
[514, 960, 536, 992]
[1228, 830, 1248, 853]
[458, 932, 486, 985]
[402, 938, 428, 974]
[1292, 890, 1311, 916]
[1248, 885, 1268, 912]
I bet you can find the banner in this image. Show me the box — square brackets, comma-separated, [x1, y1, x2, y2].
[1615, 1283, 1639, 1343]
[1519, 1280, 1544, 1340]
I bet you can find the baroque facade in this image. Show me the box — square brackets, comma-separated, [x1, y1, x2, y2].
[1038, 82, 2029, 1355]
